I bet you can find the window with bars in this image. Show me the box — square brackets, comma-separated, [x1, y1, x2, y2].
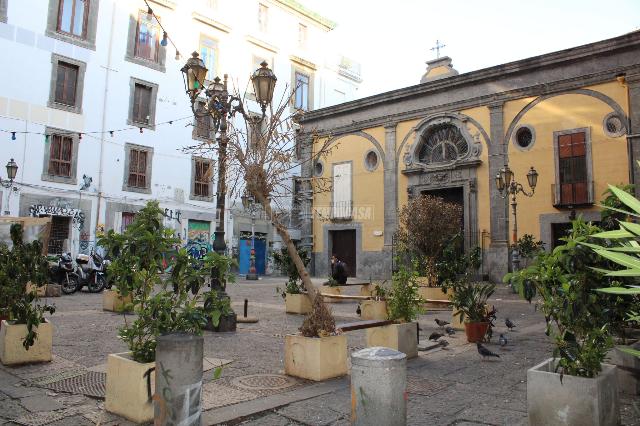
[48, 135, 73, 177]
[56, 0, 89, 38]
[294, 72, 309, 110]
[54, 62, 79, 106]
[557, 131, 589, 205]
[134, 10, 161, 63]
[132, 83, 152, 124]
[128, 148, 148, 189]
[48, 216, 71, 255]
[193, 159, 212, 198]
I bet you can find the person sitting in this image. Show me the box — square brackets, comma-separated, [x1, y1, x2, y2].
[331, 254, 348, 285]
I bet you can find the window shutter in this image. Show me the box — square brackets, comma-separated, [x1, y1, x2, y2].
[138, 151, 147, 188]
[133, 85, 141, 122]
[65, 65, 78, 105]
[55, 66, 66, 103]
[128, 149, 138, 187]
[140, 87, 151, 123]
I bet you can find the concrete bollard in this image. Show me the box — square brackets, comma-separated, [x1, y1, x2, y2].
[154, 333, 204, 426]
[351, 346, 407, 426]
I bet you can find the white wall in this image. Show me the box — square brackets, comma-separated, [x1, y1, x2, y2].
[0, 0, 362, 255]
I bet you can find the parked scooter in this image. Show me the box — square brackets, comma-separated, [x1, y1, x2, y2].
[49, 253, 79, 295]
[74, 251, 107, 293]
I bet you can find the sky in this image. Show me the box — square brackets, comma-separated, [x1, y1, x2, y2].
[299, 0, 640, 98]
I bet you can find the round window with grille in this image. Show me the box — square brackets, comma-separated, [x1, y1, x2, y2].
[516, 127, 533, 148]
[417, 124, 468, 165]
[603, 113, 625, 137]
[364, 150, 378, 171]
[313, 161, 323, 176]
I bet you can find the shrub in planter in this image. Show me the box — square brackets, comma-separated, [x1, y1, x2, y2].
[99, 201, 230, 422]
[0, 224, 55, 365]
[449, 281, 495, 343]
[284, 294, 347, 381]
[367, 264, 423, 358]
[274, 247, 312, 313]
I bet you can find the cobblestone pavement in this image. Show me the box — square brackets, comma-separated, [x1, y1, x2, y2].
[0, 277, 638, 425]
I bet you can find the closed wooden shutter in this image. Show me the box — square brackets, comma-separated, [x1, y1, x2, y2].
[194, 160, 210, 197]
[49, 135, 73, 177]
[133, 84, 152, 124]
[128, 149, 148, 188]
[558, 131, 588, 205]
[55, 62, 78, 106]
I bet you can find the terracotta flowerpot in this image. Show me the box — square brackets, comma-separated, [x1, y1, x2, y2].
[464, 321, 489, 343]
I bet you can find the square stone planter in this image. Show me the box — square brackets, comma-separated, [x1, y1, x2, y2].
[607, 340, 640, 395]
[0, 319, 53, 365]
[284, 334, 348, 381]
[360, 300, 388, 320]
[103, 290, 133, 312]
[366, 322, 418, 358]
[25, 282, 47, 297]
[105, 352, 155, 424]
[322, 286, 342, 303]
[527, 358, 619, 426]
[359, 283, 373, 296]
[45, 284, 62, 297]
[285, 293, 312, 314]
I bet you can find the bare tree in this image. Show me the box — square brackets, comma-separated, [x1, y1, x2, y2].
[184, 82, 335, 299]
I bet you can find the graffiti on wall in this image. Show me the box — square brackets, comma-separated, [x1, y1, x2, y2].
[29, 203, 85, 230]
[163, 208, 182, 224]
[186, 220, 211, 260]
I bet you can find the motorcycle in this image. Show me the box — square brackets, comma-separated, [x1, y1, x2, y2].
[49, 253, 79, 295]
[74, 251, 107, 293]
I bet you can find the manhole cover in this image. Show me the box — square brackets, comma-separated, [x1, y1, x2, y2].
[39, 371, 106, 399]
[12, 407, 80, 426]
[406, 376, 450, 396]
[28, 369, 86, 386]
[231, 374, 297, 391]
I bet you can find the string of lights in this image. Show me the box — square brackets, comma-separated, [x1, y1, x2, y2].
[142, 0, 182, 61]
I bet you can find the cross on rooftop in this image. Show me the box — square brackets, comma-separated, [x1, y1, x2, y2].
[430, 40, 446, 59]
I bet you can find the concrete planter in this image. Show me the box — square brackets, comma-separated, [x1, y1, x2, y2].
[284, 334, 348, 381]
[527, 358, 619, 426]
[105, 352, 155, 424]
[359, 283, 373, 296]
[607, 340, 640, 395]
[25, 282, 47, 297]
[360, 300, 388, 320]
[366, 322, 418, 358]
[45, 284, 62, 297]
[322, 285, 342, 303]
[285, 293, 312, 314]
[0, 319, 53, 365]
[103, 290, 133, 312]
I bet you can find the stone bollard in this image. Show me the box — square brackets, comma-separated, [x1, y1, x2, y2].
[351, 346, 407, 426]
[154, 333, 204, 426]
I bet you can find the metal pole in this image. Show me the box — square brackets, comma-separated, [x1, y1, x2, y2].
[247, 208, 258, 280]
[511, 190, 520, 271]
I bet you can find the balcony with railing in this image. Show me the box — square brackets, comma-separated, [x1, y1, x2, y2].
[330, 201, 353, 220]
[552, 181, 595, 208]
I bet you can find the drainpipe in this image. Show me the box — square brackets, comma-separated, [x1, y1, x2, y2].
[95, 1, 117, 232]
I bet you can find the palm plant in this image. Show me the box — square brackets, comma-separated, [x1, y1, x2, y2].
[450, 281, 495, 323]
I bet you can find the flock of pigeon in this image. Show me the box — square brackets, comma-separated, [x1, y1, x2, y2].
[428, 317, 518, 360]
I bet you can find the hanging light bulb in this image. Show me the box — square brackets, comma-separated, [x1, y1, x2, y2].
[45, 135, 49, 142]
[147, 6, 153, 17]
[161, 31, 168, 47]
[175, 50, 181, 61]
[11, 132, 16, 141]
[78, 133, 83, 140]
[140, 127, 144, 134]
[109, 131, 114, 137]
[169, 121, 173, 125]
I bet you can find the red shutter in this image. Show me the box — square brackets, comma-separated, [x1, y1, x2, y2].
[557, 131, 588, 205]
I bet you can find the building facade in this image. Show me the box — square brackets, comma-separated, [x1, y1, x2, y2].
[0, 0, 361, 259]
[298, 32, 640, 282]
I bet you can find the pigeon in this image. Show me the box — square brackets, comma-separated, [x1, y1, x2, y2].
[485, 326, 493, 342]
[429, 332, 444, 341]
[476, 342, 500, 359]
[444, 326, 455, 336]
[499, 334, 507, 347]
[356, 305, 361, 316]
[505, 318, 516, 331]
[435, 318, 450, 328]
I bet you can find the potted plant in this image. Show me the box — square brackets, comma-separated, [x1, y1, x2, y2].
[366, 263, 423, 358]
[360, 282, 389, 320]
[0, 224, 55, 365]
[284, 294, 347, 381]
[274, 247, 312, 314]
[449, 281, 495, 343]
[204, 251, 237, 331]
[505, 217, 620, 425]
[99, 201, 215, 423]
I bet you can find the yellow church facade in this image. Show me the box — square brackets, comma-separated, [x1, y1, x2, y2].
[297, 32, 640, 281]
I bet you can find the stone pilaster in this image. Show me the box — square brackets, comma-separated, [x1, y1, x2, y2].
[486, 102, 509, 282]
[382, 122, 398, 279]
[627, 73, 640, 197]
[297, 133, 315, 274]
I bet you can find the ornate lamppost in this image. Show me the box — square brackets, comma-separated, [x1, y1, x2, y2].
[1, 159, 18, 215]
[495, 164, 539, 271]
[241, 192, 261, 280]
[181, 53, 276, 290]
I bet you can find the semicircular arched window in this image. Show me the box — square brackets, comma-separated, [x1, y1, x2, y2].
[417, 124, 468, 165]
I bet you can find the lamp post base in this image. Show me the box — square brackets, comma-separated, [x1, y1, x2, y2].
[246, 273, 259, 280]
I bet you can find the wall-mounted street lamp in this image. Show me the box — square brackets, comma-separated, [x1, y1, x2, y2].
[495, 164, 538, 270]
[0, 158, 18, 189]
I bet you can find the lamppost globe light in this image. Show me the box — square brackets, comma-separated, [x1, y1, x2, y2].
[527, 166, 539, 190]
[251, 61, 277, 114]
[180, 52, 208, 97]
[500, 165, 513, 188]
[6, 158, 18, 181]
